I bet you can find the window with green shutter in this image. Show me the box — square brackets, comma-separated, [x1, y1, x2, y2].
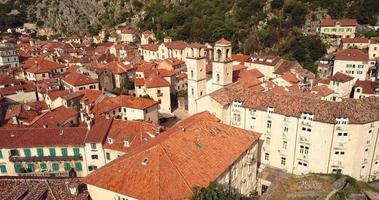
[52, 163, 59, 171]
[14, 164, 21, 173]
[64, 163, 71, 171]
[27, 163, 35, 172]
[37, 148, 44, 157]
[106, 152, 110, 160]
[49, 148, 56, 157]
[73, 148, 80, 156]
[24, 149, 31, 157]
[75, 162, 82, 171]
[40, 163, 47, 170]
[0, 150, 3, 159]
[0, 165, 6, 173]
[61, 148, 68, 156]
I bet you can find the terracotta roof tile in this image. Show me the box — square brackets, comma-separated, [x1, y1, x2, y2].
[209, 84, 379, 124]
[335, 49, 369, 62]
[47, 90, 71, 101]
[92, 95, 158, 115]
[320, 18, 358, 27]
[0, 127, 87, 148]
[83, 112, 259, 200]
[215, 38, 231, 45]
[341, 37, 369, 44]
[30, 106, 78, 128]
[85, 116, 113, 143]
[355, 81, 379, 94]
[140, 44, 159, 51]
[104, 120, 161, 153]
[281, 72, 300, 84]
[61, 72, 98, 86]
[164, 40, 187, 50]
[231, 54, 250, 63]
[331, 72, 354, 83]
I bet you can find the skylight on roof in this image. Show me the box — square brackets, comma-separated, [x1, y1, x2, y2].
[141, 157, 149, 166]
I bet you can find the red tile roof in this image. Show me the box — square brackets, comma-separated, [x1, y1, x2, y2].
[231, 54, 250, 63]
[25, 58, 65, 74]
[121, 27, 138, 34]
[142, 30, 154, 37]
[341, 37, 369, 44]
[281, 72, 300, 84]
[104, 120, 161, 153]
[4, 104, 22, 121]
[249, 54, 282, 66]
[144, 74, 171, 88]
[104, 61, 133, 74]
[0, 74, 20, 86]
[215, 38, 231, 45]
[26, 101, 49, 111]
[78, 89, 103, 104]
[311, 85, 334, 97]
[164, 57, 185, 66]
[83, 112, 259, 200]
[335, 49, 369, 62]
[140, 44, 159, 51]
[85, 116, 113, 143]
[0, 127, 87, 148]
[61, 72, 98, 87]
[47, 90, 71, 101]
[320, 18, 358, 27]
[92, 95, 158, 115]
[331, 72, 354, 83]
[355, 81, 379, 94]
[238, 68, 264, 79]
[164, 40, 187, 50]
[30, 106, 78, 128]
[209, 84, 379, 124]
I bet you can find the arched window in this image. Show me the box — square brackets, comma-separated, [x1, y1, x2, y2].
[191, 48, 194, 57]
[191, 70, 194, 78]
[226, 48, 230, 60]
[191, 88, 194, 96]
[216, 49, 222, 61]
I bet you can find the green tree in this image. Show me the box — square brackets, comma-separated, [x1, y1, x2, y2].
[190, 182, 235, 200]
[271, 0, 284, 10]
[328, 0, 347, 19]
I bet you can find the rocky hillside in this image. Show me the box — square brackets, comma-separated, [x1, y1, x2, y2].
[27, 0, 146, 34]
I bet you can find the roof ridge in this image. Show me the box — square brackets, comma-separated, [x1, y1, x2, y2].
[157, 144, 193, 196]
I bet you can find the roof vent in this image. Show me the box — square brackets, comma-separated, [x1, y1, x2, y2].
[107, 137, 114, 144]
[43, 124, 48, 128]
[10, 133, 15, 137]
[59, 130, 64, 135]
[123, 140, 130, 147]
[141, 157, 149, 166]
[195, 142, 203, 148]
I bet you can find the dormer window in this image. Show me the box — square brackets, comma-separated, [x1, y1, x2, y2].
[123, 140, 130, 147]
[336, 117, 348, 125]
[233, 101, 242, 108]
[267, 107, 274, 114]
[301, 112, 314, 121]
[107, 137, 113, 144]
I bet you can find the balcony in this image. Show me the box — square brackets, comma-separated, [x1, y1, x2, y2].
[9, 155, 83, 162]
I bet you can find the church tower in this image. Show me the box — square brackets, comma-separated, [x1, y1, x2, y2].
[211, 38, 233, 92]
[186, 43, 207, 114]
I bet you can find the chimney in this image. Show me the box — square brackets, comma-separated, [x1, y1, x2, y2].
[67, 182, 78, 196]
[86, 118, 92, 130]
